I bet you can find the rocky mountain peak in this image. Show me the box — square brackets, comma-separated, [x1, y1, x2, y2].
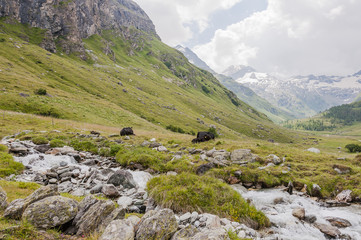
[222, 65, 256, 79]
[0, 0, 159, 55]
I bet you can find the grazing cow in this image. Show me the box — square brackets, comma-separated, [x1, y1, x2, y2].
[120, 127, 134, 136]
[192, 131, 215, 143]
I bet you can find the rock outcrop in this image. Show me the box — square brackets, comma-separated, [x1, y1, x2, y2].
[0, 0, 159, 54]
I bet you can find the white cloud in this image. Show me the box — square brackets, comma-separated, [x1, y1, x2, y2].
[194, 0, 361, 76]
[133, 0, 242, 46]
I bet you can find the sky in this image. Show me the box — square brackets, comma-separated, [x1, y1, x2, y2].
[133, 0, 361, 76]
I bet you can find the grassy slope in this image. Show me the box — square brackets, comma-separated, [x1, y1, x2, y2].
[0, 19, 292, 142]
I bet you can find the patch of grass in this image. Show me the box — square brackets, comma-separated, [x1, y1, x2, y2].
[116, 145, 171, 172]
[70, 139, 98, 154]
[227, 230, 251, 240]
[49, 139, 66, 148]
[0, 152, 25, 178]
[147, 173, 270, 229]
[0, 180, 40, 202]
[31, 136, 49, 145]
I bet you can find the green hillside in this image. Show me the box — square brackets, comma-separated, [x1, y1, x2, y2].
[0, 18, 292, 142]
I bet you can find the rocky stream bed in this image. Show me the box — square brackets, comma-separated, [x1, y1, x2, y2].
[1, 136, 361, 239]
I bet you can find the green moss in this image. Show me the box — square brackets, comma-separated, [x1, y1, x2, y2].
[147, 173, 270, 228]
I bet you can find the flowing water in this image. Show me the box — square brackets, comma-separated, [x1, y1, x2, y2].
[235, 187, 361, 240]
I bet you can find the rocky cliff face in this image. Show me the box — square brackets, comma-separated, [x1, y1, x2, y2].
[0, 0, 158, 55]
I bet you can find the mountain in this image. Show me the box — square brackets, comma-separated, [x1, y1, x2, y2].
[0, 0, 292, 142]
[222, 65, 256, 80]
[175, 45, 215, 74]
[224, 66, 361, 119]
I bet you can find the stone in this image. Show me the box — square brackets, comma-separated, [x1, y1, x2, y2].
[97, 207, 126, 232]
[90, 184, 103, 194]
[191, 211, 199, 223]
[156, 146, 168, 152]
[171, 225, 199, 240]
[203, 213, 221, 228]
[292, 207, 305, 220]
[234, 170, 242, 178]
[149, 142, 162, 148]
[333, 165, 351, 174]
[34, 144, 51, 153]
[311, 184, 322, 198]
[48, 146, 76, 155]
[107, 169, 137, 189]
[195, 163, 214, 175]
[336, 190, 352, 203]
[141, 141, 150, 147]
[325, 217, 352, 228]
[231, 149, 254, 162]
[22, 196, 78, 229]
[267, 154, 282, 165]
[0, 186, 8, 209]
[73, 195, 99, 225]
[190, 228, 230, 240]
[117, 196, 133, 209]
[9, 142, 28, 155]
[135, 209, 178, 240]
[179, 212, 192, 223]
[314, 223, 341, 238]
[305, 215, 317, 224]
[307, 148, 320, 154]
[228, 176, 240, 185]
[76, 200, 116, 236]
[167, 171, 177, 176]
[102, 184, 120, 198]
[99, 219, 134, 240]
[4, 185, 58, 219]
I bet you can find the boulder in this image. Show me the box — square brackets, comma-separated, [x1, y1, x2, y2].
[311, 184, 322, 198]
[314, 223, 341, 238]
[100, 219, 135, 240]
[34, 144, 51, 153]
[22, 196, 78, 229]
[292, 207, 305, 220]
[73, 195, 99, 225]
[195, 163, 214, 175]
[102, 184, 120, 198]
[190, 228, 230, 240]
[135, 209, 178, 240]
[149, 142, 162, 148]
[325, 217, 352, 228]
[171, 225, 199, 240]
[4, 185, 58, 219]
[230, 149, 255, 163]
[333, 165, 351, 174]
[336, 190, 352, 203]
[107, 170, 137, 189]
[307, 148, 320, 154]
[0, 186, 8, 209]
[117, 196, 133, 209]
[267, 154, 282, 165]
[203, 213, 221, 228]
[76, 200, 116, 236]
[9, 142, 28, 155]
[97, 207, 126, 232]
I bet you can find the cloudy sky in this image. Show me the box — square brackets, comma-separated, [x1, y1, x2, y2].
[134, 0, 361, 76]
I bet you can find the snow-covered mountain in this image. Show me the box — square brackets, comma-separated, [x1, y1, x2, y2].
[223, 66, 361, 119]
[175, 45, 215, 74]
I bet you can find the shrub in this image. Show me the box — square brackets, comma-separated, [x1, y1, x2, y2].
[70, 140, 98, 154]
[116, 146, 170, 172]
[207, 127, 219, 138]
[99, 147, 111, 157]
[202, 85, 210, 94]
[0, 38, 5, 42]
[0, 152, 25, 177]
[49, 139, 66, 148]
[32, 136, 49, 145]
[110, 144, 123, 156]
[34, 88, 47, 95]
[147, 173, 270, 228]
[345, 144, 361, 153]
[166, 125, 185, 134]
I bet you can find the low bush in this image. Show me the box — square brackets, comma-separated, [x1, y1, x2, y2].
[166, 125, 185, 134]
[147, 173, 270, 228]
[70, 140, 98, 154]
[345, 144, 361, 153]
[32, 136, 49, 145]
[34, 88, 47, 95]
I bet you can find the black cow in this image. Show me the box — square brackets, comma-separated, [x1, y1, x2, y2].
[192, 131, 215, 143]
[120, 127, 134, 136]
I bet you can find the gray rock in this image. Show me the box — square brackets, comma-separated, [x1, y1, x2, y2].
[73, 195, 99, 225]
[315, 223, 341, 238]
[171, 225, 199, 240]
[231, 149, 256, 163]
[305, 215, 317, 224]
[34, 144, 51, 153]
[0, 186, 8, 209]
[90, 184, 103, 194]
[267, 154, 282, 165]
[307, 148, 320, 154]
[136, 209, 178, 240]
[102, 184, 120, 198]
[9, 142, 28, 155]
[190, 228, 230, 240]
[4, 185, 58, 219]
[100, 219, 135, 240]
[76, 200, 116, 236]
[325, 217, 352, 228]
[311, 184, 322, 198]
[156, 146, 168, 152]
[336, 190, 352, 203]
[149, 142, 162, 148]
[22, 196, 78, 229]
[141, 141, 150, 147]
[97, 207, 126, 232]
[117, 196, 133, 209]
[203, 213, 221, 228]
[191, 211, 199, 223]
[179, 212, 192, 223]
[107, 169, 137, 189]
[292, 207, 305, 220]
